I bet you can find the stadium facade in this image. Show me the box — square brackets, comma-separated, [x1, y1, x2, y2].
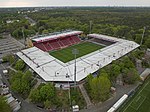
[17, 31, 140, 82]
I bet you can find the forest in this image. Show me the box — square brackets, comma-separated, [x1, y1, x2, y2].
[0, 7, 150, 48]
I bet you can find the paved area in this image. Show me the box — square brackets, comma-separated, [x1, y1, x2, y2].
[0, 34, 24, 58]
[33, 78, 42, 89]
[79, 84, 93, 108]
[7, 66, 17, 72]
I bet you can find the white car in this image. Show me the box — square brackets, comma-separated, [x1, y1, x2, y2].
[3, 70, 8, 74]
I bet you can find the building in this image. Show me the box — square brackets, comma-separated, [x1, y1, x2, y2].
[17, 33, 140, 82]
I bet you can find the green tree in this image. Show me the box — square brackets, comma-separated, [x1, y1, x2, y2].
[2, 54, 15, 64]
[40, 83, 55, 101]
[42, 30, 49, 34]
[0, 96, 11, 112]
[110, 64, 121, 80]
[144, 38, 150, 48]
[15, 59, 25, 70]
[44, 100, 52, 109]
[11, 71, 33, 96]
[123, 68, 140, 84]
[29, 89, 41, 103]
[122, 57, 135, 69]
[89, 75, 111, 101]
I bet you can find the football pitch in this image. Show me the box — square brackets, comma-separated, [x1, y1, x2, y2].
[119, 77, 150, 112]
[49, 42, 103, 63]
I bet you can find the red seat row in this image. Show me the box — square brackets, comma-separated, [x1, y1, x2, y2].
[33, 36, 81, 52]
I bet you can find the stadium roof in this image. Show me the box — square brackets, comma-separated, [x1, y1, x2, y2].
[32, 31, 83, 43]
[17, 34, 140, 82]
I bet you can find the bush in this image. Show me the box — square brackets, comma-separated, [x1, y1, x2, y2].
[15, 59, 25, 70]
[10, 71, 34, 97]
[2, 54, 15, 64]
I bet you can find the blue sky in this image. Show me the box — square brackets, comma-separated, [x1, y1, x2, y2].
[0, 0, 150, 7]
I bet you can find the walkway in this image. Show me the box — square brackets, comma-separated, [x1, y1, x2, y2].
[79, 84, 93, 108]
[7, 66, 17, 72]
[33, 78, 42, 89]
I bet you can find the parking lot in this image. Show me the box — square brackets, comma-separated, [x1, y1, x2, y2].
[0, 34, 24, 58]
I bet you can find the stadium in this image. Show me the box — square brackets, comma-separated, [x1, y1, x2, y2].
[17, 30, 140, 82]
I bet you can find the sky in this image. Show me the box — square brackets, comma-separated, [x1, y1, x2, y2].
[0, 0, 150, 7]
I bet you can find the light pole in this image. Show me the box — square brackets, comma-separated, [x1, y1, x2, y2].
[72, 49, 79, 88]
[89, 21, 92, 34]
[66, 73, 71, 111]
[22, 27, 26, 47]
[98, 61, 101, 74]
[140, 26, 146, 46]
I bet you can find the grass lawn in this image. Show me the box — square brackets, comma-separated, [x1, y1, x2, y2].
[118, 77, 150, 112]
[49, 42, 103, 63]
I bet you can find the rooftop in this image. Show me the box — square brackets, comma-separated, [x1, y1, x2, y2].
[17, 34, 140, 82]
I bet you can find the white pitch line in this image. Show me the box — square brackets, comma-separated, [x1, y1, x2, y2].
[136, 96, 146, 110]
[123, 81, 150, 112]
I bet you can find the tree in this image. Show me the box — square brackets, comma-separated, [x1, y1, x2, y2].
[11, 71, 33, 96]
[89, 75, 111, 101]
[144, 38, 150, 48]
[122, 57, 135, 69]
[2, 54, 15, 64]
[42, 30, 49, 34]
[29, 89, 41, 103]
[97, 76, 111, 101]
[15, 59, 25, 70]
[29, 83, 56, 104]
[44, 100, 52, 109]
[40, 83, 55, 101]
[23, 70, 33, 82]
[110, 64, 121, 81]
[0, 96, 11, 112]
[135, 34, 142, 44]
[85, 74, 94, 92]
[123, 68, 140, 84]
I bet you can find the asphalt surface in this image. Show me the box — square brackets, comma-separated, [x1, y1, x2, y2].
[0, 34, 25, 58]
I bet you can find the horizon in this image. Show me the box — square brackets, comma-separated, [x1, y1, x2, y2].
[0, 0, 150, 8]
[0, 6, 150, 8]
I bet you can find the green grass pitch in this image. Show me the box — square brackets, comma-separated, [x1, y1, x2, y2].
[118, 77, 150, 112]
[49, 42, 103, 63]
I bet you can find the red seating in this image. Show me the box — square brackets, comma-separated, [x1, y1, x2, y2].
[69, 37, 76, 44]
[50, 40, 61, 50]
[35, 43, 47, 51]
[33, 36, 81, 52]
[73, 36, 80, 43]
[44, 42, 53, 51]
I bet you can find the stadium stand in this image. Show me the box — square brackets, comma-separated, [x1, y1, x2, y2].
[91, 38, 116, 46]
[32, 31, 82, 52]
[17, 34, 140, 82]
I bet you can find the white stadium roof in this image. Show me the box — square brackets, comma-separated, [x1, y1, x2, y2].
[32, 31, 83, 42]
[17, 34, 140, 82]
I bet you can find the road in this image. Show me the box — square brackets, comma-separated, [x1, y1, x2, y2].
[0, 63, 47, 112]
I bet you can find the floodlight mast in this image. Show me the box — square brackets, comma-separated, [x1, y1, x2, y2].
[72, 49, 79, 88]
[22, 27, 26, 47]
[66, 74, 71, 110]
[89, 21, 92, 34]
[140, 26, 146, 45]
